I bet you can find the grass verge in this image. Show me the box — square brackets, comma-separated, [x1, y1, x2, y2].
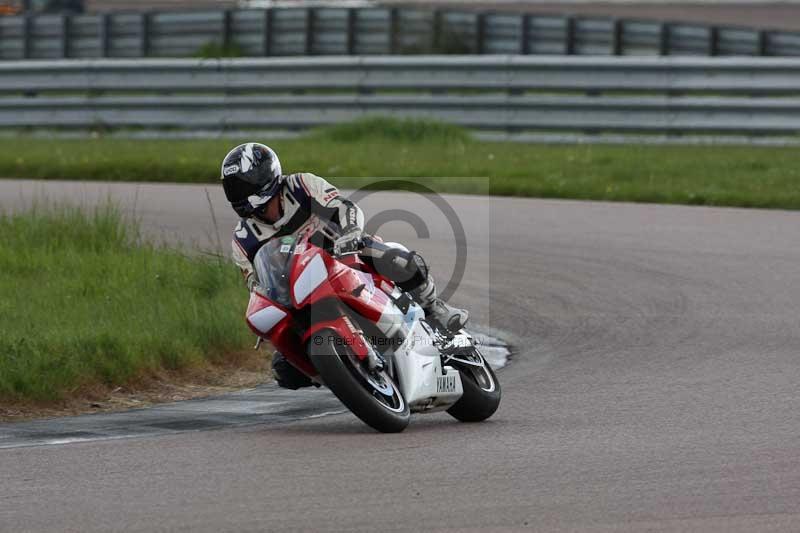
[0, 205, 254, 404]
[2, 117, 800, 209]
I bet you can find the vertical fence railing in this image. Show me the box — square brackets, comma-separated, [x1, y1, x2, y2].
[139, 12, 149, 58]
[388, 8, 399, 54]
[658, 23, 670, 56]
[346, 8, 356, 55]
[58, 14, 68, 58]
[221, 9, 233, 51]
[611, 19, 623, 56]
[262, 8, 271, 57]
[520, 14, 531, 55]
[98, 13, 109, 58]
[475, 12, 486, 54]
[431, 9, 442, 52]
[304, 7, 313, 55]
[21, 15, 32, 59]
[564, 16, 576, 55]
[709, 27, 719, 56]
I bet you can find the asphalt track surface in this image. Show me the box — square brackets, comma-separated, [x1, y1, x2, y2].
[2, 179, 800, 532]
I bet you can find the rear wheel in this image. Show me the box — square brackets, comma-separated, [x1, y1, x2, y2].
[446, 347, 502, 423]
[309, 330, 410, 433]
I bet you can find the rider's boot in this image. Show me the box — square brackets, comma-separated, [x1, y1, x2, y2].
[271, 352, 314, 390]
[411, 276, 469, 333]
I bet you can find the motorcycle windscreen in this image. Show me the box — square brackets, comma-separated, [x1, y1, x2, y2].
[253, 236, 297, 308]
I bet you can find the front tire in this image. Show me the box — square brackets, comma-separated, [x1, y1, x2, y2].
[309, 330, 410, 433]
[446, 348, 502, 423]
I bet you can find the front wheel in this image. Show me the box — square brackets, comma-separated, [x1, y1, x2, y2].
[446, 347, 502, 423]
[309, 330, 410, 433]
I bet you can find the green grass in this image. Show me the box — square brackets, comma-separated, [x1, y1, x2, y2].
[195, 40, 244, 58]
[0, 206, 251, 403]
[309, 116, 472, 144]
[2, 117, 800, 209]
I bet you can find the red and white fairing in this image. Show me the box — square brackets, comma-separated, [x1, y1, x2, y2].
[245, 224, 463, 412]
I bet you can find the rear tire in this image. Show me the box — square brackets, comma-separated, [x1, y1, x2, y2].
[309, 331, 410, 433]
[446, 350, 502, 423]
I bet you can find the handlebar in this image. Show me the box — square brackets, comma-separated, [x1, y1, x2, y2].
[302, 218, 367, 258]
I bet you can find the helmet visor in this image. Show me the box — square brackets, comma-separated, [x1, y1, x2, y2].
[229, 176, 282, 219]
[223, 174, 261, 204]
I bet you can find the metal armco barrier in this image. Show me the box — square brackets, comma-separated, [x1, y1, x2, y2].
[0, 56, 798, 135]
[0, 7, 799, 61]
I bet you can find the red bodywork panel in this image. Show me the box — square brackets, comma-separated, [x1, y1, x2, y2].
[290, 245, 393, 324]
[302, 316, 370, 359]
[245, 231, 397, 378]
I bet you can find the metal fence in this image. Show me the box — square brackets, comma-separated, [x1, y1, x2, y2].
[1, 7, 800, 61]
[1, 56, 798, 136]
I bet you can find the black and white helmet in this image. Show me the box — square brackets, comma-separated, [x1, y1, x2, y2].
[220, 143, 283, 218]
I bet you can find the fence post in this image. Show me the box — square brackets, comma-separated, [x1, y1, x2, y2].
[520, 14, 531, 54]
[658, 23, 670, 56]
[431, 9, 442, 51]
[98, 13, 110, 58]
[709, 26, 719, 56]
[475, 12, 487, 54]
[221, 9, 233, 51]
[140, 12, 150, 57]
[22, 14, 32, 59]
[59, 13, 69, 58]
[262, 8, 272, 56]
[388, 7, 399, 54]
[564, 15, 575, 55]
[346, 8, 356, 55]
[757, 30, 769, 56]
[611, 19, 623, 55]
[304, 7, 315, 55]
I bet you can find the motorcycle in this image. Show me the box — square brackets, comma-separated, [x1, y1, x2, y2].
[244, 219, 501, 433]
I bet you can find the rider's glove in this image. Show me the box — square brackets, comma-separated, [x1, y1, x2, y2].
[333, 225, 363, 256]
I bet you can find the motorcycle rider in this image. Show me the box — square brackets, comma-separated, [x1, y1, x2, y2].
[221, 142, 468, 390]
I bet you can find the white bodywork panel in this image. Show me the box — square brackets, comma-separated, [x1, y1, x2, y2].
[391, 320, 464, 413]
[247, 305, 287, 335]
[293, 254, 327, 304]
[376, 290, 417, 338]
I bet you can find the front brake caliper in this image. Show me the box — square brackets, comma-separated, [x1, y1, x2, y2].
[366, 345, 385, 372]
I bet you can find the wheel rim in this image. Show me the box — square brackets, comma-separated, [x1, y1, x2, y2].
[342, 346, 406, 414]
